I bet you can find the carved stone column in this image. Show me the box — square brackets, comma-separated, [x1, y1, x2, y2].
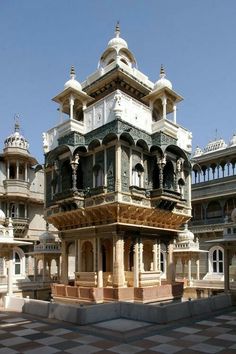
[157, 155, 166, 189]
[112, 232, 125, 287]
[224, 246, 230, 293]
[97, 237, 103, 288]
[133, 239, 139, 288]
[166, 242, 175, 283]
[60, 240, 68, 284]
[7, 252, 13, 295]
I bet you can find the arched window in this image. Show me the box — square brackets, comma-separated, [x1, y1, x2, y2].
[132, 163, 144, 188]
[160, 251, 166, 273]
[13, 248, 24, 276]
[152, 165, 160, 189]
[163, 161, 174, 190]
[61, 160, 72, 191]
[93, 164, 104, 187]
[209, 246, 224, 274]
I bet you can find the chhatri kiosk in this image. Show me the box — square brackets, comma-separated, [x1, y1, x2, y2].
[44, 25, 192, 303]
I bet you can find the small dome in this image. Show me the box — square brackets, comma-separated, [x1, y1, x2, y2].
[99, 23, 137, 69]
[231, 208, 236, 223]
[0, 209, 5, 225]
[193, 146, 203, 157]
[107, 23, 128, 50]
[64, 66, 82, 91]
[4, 121, 29, 150]
[154, 65, 172, 91]
[229, 134, 236, 147]
[178, 224, 194, 243]
[39, 231, 55, 243]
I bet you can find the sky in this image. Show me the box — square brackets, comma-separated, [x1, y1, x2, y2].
[0, 0, 236, 163]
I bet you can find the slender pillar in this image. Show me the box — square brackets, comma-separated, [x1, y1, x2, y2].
[188, 258, 192, 282]
[77, 239, 81, 272]
[112, 232, 125, 287]
[56, 258, 60, 280]
[69, 95, 74, 120]
[139, 238, 144, 272]
[167, 243, 175, 283]
[34, 257, 37, 281]
[97, 237, 103, 288]
[25, 162, 28, 182]
[7, 252, 13, 295]
[196, 258, 200, 280]
[133, 239, 139, 288]
[104, 149, 107, 186]
[224, 246, 230, 293]
[173, 104, 177, 123]
[162, 96, 167, 120]
[42, 256, 46, 282]
[7, 161, 10, 179]
[115, 144, 122, 192]
[60, 240, 68, 284]
[153, 240, 158, 271]
[16, 161, 19, 180]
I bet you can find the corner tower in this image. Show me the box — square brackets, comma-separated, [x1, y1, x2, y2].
[45, 25, 192, 303]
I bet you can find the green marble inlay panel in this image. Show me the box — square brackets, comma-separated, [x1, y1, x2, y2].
[106, 146, 115, 192]
[58, 131, 85, 146]
[121, 146, 130, 192]
[152, 131, 177, 146]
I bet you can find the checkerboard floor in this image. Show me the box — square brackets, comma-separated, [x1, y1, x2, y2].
[0, 306, 236, 353]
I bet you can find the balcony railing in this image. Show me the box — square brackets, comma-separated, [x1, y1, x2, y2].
[3, 179, 30, 197]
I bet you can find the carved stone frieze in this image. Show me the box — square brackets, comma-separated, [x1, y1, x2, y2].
[58, 131, 85, 146]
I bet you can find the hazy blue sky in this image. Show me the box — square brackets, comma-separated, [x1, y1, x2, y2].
[0, 0, 236, 163]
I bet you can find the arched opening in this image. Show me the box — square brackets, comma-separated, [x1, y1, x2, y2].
[163, 161, 174, 190]
[152, 164, 160, 189]
[209, 246, 224, 274]
[143, 241, 153, 271]
[82, 241, 94, 272]
[132, 163, 144, 188]
[93, 164, 104, 187]
[68, 243, 75, 279]
[61, 160, 72, 191]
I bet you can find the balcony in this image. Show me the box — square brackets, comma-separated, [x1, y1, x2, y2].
[192, 175, 236, 201]
[3, 179, 30, 197]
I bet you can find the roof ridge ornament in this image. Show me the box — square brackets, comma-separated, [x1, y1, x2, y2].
[70, 65, 76, 80]
[14, 114, 20, 133]
[115, 21, 120, 38]
[160, 64, 166, 78]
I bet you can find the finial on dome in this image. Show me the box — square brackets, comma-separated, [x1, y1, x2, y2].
[115, 21, 120, 38]
[14, 114, 20, 133]
[70, 65, 76, 80]
[160, 64, 166, 78]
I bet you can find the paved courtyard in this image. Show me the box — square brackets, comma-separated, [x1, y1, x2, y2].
[0, 306, 236, 353]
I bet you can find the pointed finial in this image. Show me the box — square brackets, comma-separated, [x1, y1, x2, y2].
[115, 21, 120, 38]
[70, 65, 76, 79]
[14, 114, 20, 133]
[160, 64, 166, 78]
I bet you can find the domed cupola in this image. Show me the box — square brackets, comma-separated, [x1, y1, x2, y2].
[193, 146, 203, 157]
[153, 65, 172, 91]
[64, 65, 82, 91]
[229, 133, 236, 147]
[4, 121, 29, 151]
[99, 22, 137, 69]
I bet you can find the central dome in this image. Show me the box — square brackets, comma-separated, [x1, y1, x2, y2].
[99, 23, 137, 69]
[107, 23, 128, 50]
